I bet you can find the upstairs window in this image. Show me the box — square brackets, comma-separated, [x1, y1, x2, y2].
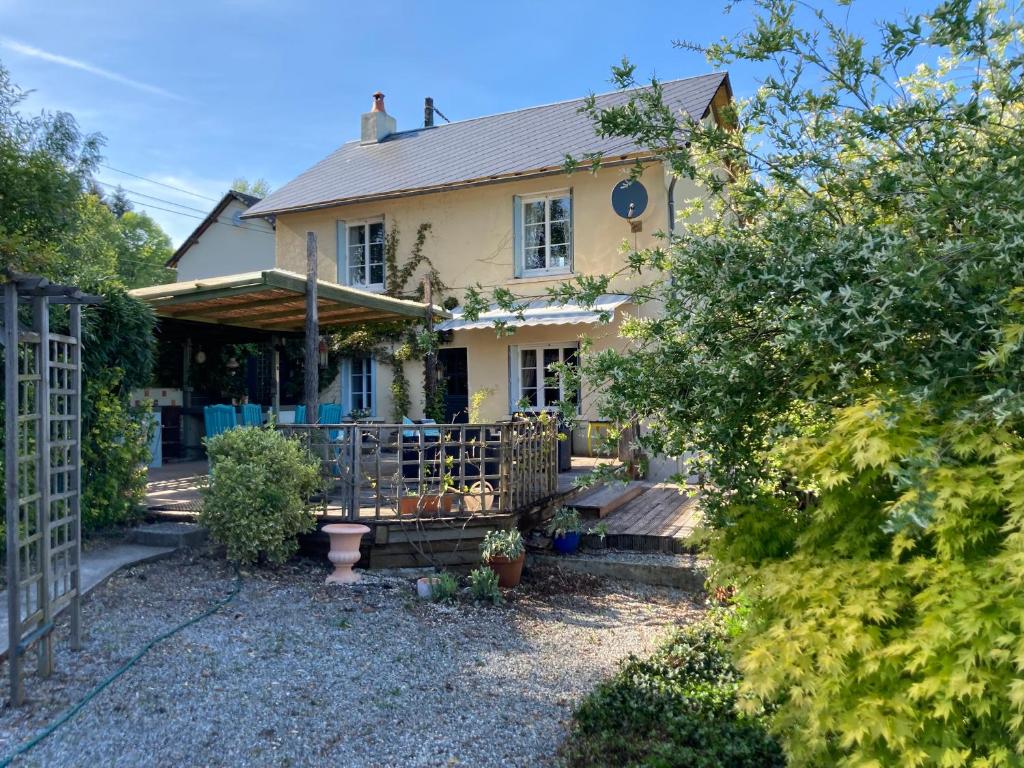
[515, 191, 572, 277]
[343, 219, 385, 290]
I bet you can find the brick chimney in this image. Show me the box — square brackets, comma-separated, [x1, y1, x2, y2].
[361, 91, 396, 144]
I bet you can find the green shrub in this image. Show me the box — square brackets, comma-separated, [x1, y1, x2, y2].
[81, 369, 151, 529]
[480, 528, 524, 561]
[468, 566, 502, 604]
[545, 506, 583, 538]
[430, 571, 458, 603]
[200, 426, 320, 565]
[561, 617, 784, 768]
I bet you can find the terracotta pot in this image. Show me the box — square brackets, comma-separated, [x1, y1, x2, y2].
[486, 552, 525, 588]
[399, 493, 456, 517]
[322, 523, 370, 585]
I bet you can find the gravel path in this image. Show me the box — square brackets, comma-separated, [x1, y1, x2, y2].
[0, 551, 704, 767]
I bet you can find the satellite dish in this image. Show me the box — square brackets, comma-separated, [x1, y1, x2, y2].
[611, 180, 648, 219]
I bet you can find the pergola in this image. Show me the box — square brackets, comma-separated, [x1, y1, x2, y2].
[130, 268, 443, 332]
[130, 269, 448, 432]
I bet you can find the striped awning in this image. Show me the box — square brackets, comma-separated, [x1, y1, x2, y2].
[437, 294, 630, 332]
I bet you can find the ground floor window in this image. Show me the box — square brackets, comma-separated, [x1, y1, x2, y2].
[344, 357, 374, 416]
[510, 343, 579, 412]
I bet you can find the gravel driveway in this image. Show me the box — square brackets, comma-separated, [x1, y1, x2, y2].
[0, 551, 703, 767]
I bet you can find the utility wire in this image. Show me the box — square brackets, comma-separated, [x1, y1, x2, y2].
[93, 180, 212, 215]
[121, 197, 275, 237]
[98, 164, 221, 202]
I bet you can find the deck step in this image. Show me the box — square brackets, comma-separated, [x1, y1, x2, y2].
[127, 522, 208, 549]
[567, 481, 649, 519]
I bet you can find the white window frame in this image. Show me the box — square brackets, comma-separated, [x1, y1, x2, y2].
[342, 357, 376, 416]
[519, 190, 572, 277]
[345, 217, 386, 292]
[509, 343, 580, 413]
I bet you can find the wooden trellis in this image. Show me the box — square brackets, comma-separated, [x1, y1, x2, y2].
[1, 271, 100, 706]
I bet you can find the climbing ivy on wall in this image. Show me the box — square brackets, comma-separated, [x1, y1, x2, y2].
[330, 222, 449, 421]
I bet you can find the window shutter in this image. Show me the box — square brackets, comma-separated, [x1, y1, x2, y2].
[512, 196, 523, 278]
[369, 357, 378, 417]
[336, 220, 348, 284]
[507, 345, 520, 414]
[568, 188, 574, 273]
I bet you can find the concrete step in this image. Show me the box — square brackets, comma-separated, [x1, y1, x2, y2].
[566, 481, 649, 519]
[530, 550, 707, 591]
[127, 522, 208, 549]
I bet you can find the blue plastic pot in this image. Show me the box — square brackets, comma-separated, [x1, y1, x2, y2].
[553, 530, 581, 555]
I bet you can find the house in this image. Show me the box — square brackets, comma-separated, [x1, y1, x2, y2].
[166, 190, 276, 282]
[242, 75, 732, 445]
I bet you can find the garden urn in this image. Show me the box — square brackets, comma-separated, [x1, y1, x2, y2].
[322, 524, 371, 585]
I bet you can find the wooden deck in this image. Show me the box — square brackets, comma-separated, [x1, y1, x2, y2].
[597, 483, 703, 554]
[144, 455, 615, 520]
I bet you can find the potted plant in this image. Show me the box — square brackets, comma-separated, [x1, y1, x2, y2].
[546, 506, 584, 555]
[399, 489, 455, 516]
[480, 529, 525, 588]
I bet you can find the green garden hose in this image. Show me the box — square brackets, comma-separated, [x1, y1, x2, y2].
[0, 567, 242, 768]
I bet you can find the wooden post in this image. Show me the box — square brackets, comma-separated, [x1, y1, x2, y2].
[304, 232, 319, 421]
[270, 334, 281, 421]
[422, 277, 436, 419]
[69, 303, 82, 651]
[5, 283, 24, 705]
[33, 295, 52, 678]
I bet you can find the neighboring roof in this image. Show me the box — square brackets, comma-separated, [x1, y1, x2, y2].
[166, 190, 268, 268]
[130, 269, 449, 333]
[437, 294, 631, 332]
[244, 73, 729, 218]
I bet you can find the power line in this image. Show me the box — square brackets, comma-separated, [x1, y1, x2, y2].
[93, 180, 212, 215]
[98, 164, 221, 202]
[123, 196, 275, 237]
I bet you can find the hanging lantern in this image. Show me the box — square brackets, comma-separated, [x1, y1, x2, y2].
[318, 337, 329, 368]
[226, 356, 240, 371]
[194, 349, 207, 364]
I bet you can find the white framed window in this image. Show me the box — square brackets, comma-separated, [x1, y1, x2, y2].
[343, 357, 375, 416]
[516, 191, 572, 277]
[508, 343, 579, 412]
[344, 218, 386, 290]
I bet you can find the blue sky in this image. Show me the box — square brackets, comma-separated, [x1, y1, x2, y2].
[0, 0, 933, 246]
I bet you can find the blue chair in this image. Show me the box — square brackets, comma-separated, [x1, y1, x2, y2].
[318, 403, 343, 424]
[241, 403, 263, 427]
[294, 405, 307, 424]
[203, 404, 237, 439]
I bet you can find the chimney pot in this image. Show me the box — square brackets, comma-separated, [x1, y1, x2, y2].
[361, 91, 396, 144]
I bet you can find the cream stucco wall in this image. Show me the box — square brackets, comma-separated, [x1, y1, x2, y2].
[175, 199, 276, 282]
[273, 162, 694, 423]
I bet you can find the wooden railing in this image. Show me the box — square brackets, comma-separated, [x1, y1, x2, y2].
[277, 418, 559, 521]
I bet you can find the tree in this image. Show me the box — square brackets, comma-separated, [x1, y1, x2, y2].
[469, 0, 1024, 764]
[231, 176, 271, 197]
[105, 185, 132, 218]
[0, 62, 101, 273]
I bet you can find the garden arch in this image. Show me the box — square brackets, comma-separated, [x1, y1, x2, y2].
[2, 270, 101, 706]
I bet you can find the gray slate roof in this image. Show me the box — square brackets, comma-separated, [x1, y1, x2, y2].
[245, 73, 728, 217]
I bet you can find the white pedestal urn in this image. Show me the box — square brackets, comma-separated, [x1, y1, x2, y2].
[322, 524, 371, 585]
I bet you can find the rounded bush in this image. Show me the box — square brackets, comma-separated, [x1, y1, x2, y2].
[200, 426, 321, 565]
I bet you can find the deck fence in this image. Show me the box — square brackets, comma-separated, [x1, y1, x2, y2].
[277, 418, 558, 521]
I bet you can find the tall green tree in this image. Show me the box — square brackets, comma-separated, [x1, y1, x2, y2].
[230, 176, 271, 197]
[469, 1, 1024, 764]
[0, 61, 161, 528]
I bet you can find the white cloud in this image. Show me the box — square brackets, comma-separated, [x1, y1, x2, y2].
[0, 37, 189, 102]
